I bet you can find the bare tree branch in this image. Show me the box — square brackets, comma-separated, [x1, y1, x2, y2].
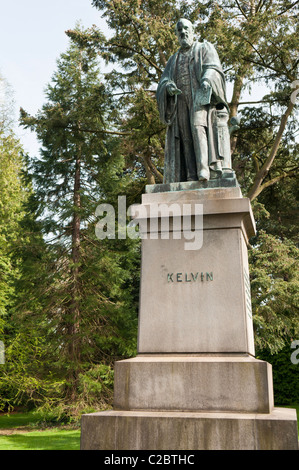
[258, 169, 298, 194]
[234, 0, 248, 19]
[278, 0, 299, 15]
[247, 91, 297, 200]
[65, 125, 131, 136]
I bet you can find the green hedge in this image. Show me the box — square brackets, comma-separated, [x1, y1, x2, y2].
[257, 342, 299, 405]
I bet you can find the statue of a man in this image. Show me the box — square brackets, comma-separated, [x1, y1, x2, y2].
[156, 18, 233, 183]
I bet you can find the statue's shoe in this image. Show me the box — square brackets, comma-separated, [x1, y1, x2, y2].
[198, 170, 209, 181]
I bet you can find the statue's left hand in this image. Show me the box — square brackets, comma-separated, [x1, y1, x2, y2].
[167, 83, 182, 96]
[201, 80, 210, 90]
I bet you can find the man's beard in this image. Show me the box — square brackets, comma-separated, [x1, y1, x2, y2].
[179, 36, 193, 48]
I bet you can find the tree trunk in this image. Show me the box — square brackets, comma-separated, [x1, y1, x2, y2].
[142, 155, 156, 184]
[229, 71, 246, 155]
[68, 143, 81, 399]
[247, 96, 296, 201]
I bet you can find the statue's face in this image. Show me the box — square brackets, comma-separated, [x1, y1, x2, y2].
[176, 20, 194, 49]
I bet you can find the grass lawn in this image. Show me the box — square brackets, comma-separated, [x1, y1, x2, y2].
[0, 411, 80, 450]
[0, 428, 80, 450]
[0, 411, 44, 429]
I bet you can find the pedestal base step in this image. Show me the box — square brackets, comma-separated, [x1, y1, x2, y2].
[114, 355, 274, 413]
[80, 408, 298, 450]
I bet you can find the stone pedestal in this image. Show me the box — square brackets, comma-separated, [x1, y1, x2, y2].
[136, 186, 255, 355]
[113, 355, 274, 414]
[81, 408, 298, 450]
[81, 183, 298, 450]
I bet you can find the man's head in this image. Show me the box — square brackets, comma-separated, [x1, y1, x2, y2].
[175, 19, 194, 49]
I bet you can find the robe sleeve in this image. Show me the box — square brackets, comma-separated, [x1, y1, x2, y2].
[200, 41, 229, 109]
[156, 56, 177, 126]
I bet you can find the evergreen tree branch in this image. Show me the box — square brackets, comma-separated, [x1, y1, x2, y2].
[258, 168, 298, 193]
[243, 56, 294, 81]
[65, 124, 131, 136]
[234, 0, 248, 19]
[278, 0, 299, 15]
[109, 42, 162, 74]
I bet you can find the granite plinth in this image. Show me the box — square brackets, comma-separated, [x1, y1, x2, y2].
[81, 408, 298, 450]
[132, 190, 255, 355]
[145, 174, 239, 194]
[81, 187, 298, 451]
[114, 355, 274, 414]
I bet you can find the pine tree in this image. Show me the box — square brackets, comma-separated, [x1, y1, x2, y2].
[19, 26, 139, 413]
[67, 2, 298, 354]
[0, 124, 43, 411]
[0, 131, 27, 337]
[72, 0, 298, 194]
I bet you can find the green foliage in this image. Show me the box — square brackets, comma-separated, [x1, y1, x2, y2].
[78, 364, 114, 408]
[0, 131, 26, 320]
[20, 28, 109, 234]
[0, 410, 44, 429]
[0, 130, 34, 412]
[86, 0, 299, 194]
[249, 230, 299, 353]
[258, 344, 299, 405]
[75, 0, 299, 356]
[0, 1, 298, 419]
[7, 24, 140, 416]
[0, 331, 65, 412]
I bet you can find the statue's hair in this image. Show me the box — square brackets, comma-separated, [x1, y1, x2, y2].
[175, 18, 194, 34]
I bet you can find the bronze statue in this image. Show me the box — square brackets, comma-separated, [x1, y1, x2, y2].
[156, 19, 234, 184]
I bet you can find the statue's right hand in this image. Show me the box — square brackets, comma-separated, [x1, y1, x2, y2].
[167, 83, 182, 96]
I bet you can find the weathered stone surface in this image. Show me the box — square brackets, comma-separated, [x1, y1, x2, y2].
[135, 192, 255, 354]
[144, 184, 242, 201]
[136, 190, 256, 242]
[80, 408, 298, 450]
[113, 355, 274, 413]
[145, 175, 239, 194]
[80, 187, 298, 451]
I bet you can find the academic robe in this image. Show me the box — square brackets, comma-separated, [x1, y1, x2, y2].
[156, 40, 231, 183]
